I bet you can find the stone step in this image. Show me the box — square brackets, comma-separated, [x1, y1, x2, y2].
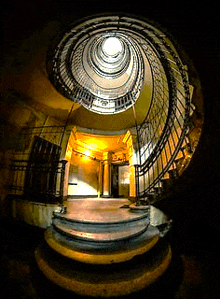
[168, 168, 179, 179]
[174, 156, 185, 164]
[35, 237, 171, 297]
[161, 178, 172, 190]
[146, 192, 157, 203]
[44, 224, 160, 264]
[154, 186, 163, 194]
[181, 142, 193, 155]
[52, 217, 149, 242]
[53, 209, 149, 225]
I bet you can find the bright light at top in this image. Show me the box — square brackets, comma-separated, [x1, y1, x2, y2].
[102, 37, 122, 56]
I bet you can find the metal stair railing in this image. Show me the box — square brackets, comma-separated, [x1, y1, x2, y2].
[134, 26, 192, 202]
[47, 14, 199, 203]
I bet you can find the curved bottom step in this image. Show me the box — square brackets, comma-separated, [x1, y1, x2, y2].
[52, 213, 149, 242]
[35, 239, 172, 298]
[45, 224, 160, 264]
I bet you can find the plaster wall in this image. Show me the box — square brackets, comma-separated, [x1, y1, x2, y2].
[0, 88, 69, 213]
[68, 152, 100, 196]
[10, 198, 60, 228]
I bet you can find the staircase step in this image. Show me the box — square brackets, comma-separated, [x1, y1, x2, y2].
[174, 156, 184, 162]
[168, 168, 179, 179]
[176, 150, 184, 160]
[35, 237, 171, 297]
[175, 156, 191, 168]
[44, 224, 160, 264]
[163, 172, 170, 179]
[174, 156, 185, 165]
[53, 208, 149, 226]
[52, 217, 149, 242]
[181, 142, 193, 155]
[146, 192, 157, 204]
[161, 178, 172, 190]
[154, 186, 163, 194]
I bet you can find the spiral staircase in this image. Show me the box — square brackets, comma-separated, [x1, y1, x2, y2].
[35, 14, 203, 297]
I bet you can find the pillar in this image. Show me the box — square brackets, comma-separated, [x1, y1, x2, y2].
[102, 152, 112, 197]
[98, 161, 103, 197]
[129, 164, 136, 199]
[123, 130, 137, 201]
[59, 126, 72, 200]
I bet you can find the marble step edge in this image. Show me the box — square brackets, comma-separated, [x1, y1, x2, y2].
[52, 215, 149, 233]
[44, 226, 160, 264]
[52, 220, 149, 242]
[53, 211, 149, 225]
[35, 240, 171, 297]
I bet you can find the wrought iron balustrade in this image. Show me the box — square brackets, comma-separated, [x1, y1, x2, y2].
[9, 159, 67, 202]
[133, 20, 195, 202]
[47, 14, 203, 203]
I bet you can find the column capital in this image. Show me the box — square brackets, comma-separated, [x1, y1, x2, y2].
[103, 151, 113, 162]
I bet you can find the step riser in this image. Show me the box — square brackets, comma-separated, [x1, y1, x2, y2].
[53, 211, 149, 225]
[52, 214, 150, 242]
[35, 238, 171, 297]
[53, 223, 149, 243]
[45, 225, 160, 253]
[52, 215, 149, 232]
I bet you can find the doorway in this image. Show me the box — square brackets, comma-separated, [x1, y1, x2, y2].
[111, 164, 119, 197]
[111, 164, 130, 198]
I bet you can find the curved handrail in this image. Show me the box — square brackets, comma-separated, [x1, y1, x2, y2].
[47, 14, 202, 203]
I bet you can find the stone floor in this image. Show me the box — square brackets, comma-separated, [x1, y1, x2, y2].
[1, 199, 220, 298]
[64, 198, 142, 223]
[64, 198, 167, 226]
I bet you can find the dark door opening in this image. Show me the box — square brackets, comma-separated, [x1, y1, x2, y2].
[111, 164, 119, 198]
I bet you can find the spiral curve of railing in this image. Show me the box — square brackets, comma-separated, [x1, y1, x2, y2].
[47, 14, 203, 204]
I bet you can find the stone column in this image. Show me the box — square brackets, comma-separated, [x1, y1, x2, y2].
[123, 130, 137, 201]
[63, 161, 70, 199]
[129, 153, 137, 200]
[60, 127, 72, 200]
[98, 161, 103, 198]
[102, 152, 112, 197]
[129, 164, 136, 199]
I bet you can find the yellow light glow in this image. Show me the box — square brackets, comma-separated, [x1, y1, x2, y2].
[65, 143, 72, 161]
[68, 180, 97, 196]
[83, 149, 91, 158]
